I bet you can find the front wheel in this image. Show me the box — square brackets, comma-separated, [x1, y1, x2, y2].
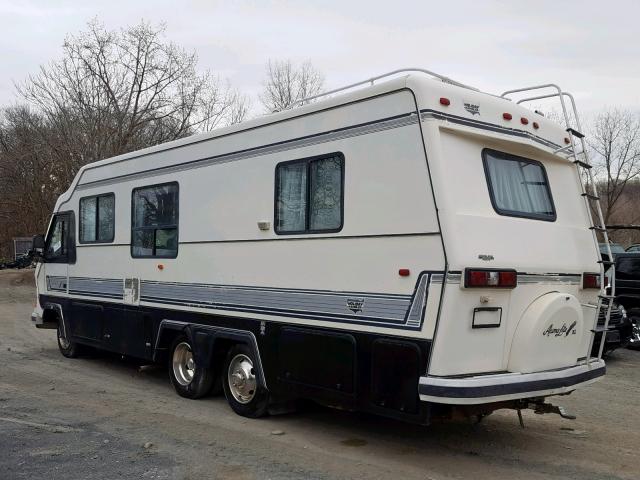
[222, 344, 268, 418]
[57, 323, 82, 358]
[168, 336, 214, 399]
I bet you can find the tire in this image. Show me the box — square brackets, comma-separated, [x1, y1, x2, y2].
[628, 314, 640, 350]
[168, 336, 214, 399]
[222, 344, 268, 418]
[57, 322, 82, 358]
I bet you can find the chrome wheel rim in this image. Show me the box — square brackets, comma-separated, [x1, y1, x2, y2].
[227, 354, 256, 404]
[172, 342, 196, 386]
[58, 327, 70, 350]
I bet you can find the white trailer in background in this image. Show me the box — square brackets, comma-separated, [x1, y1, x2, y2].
[31, 69, 612, 423]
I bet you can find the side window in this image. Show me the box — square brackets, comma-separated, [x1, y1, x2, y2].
[131, 182, 179, 258]
[46, 216, 67, 258]
[79, 193, 115, 243]
[275, 153, 344, 234]
[44, 212, 76, 263]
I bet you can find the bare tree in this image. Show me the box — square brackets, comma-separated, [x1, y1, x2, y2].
[0, 19, 250, 258]
[0, 106, 58, 257]
[17, 20, 247, 170]
[260, 59, 324, 112]
[589, 109, 640, 225]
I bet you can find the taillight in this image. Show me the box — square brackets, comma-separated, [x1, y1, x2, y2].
[464, 268, 517, 289]
[583, 272, 601, 289]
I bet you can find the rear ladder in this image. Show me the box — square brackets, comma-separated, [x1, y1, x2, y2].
[501, 85, 615, 363]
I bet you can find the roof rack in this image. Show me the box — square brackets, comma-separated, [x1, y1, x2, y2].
[293, 68, 479, 107]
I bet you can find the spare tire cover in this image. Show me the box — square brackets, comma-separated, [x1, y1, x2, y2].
[508, 292, 584, 373]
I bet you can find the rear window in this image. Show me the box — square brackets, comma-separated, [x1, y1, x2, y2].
[482, 149, 556, 221]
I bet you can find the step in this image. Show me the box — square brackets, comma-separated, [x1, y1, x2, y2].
[566, 127, 585, 139]
[591, 326, 613, 333]
[574, 159, 593, 169]
[581, 193, 600, 201]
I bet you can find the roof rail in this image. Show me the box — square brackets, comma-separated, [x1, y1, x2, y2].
[293, 68, 479, 107]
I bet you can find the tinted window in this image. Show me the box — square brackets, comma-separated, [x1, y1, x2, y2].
[275, 154, 344, 234]
[483, 150, 556, 221]
[309, 157, 342, 230]
[616, 257, 640, 280]
[131, 183, 178, 257]
[79, 194, 115, 243]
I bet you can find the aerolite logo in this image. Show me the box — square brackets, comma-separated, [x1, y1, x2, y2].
[346, 298, 365, 314]
[543, 321, 577, 337]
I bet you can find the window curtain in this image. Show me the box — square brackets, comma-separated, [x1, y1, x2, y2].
[486, 156, 553, 215]
[277, 163, 307, 231]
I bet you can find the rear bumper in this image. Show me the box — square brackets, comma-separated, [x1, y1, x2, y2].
[419, 360, 606, 405]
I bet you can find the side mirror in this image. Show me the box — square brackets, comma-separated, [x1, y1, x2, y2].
[32, 234, 45, 257]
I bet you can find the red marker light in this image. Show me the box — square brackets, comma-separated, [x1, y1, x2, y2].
[533, 122, 539, 129]
[399, 269, 411, 277]
[521, 117, 529, 125]
[564, 137, 571, 144]
[503, 113, 512, 120]
[439, 97, 451, 106]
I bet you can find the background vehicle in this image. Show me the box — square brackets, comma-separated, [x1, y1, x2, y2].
[612, 253, 640, 349]
[591, 303, 632, 355]
[599, 242, 626, 260]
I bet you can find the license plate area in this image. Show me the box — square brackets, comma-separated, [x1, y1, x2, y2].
[472, 307, 502, 329]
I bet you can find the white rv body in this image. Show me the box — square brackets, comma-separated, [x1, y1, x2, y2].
[32, 71, 605, 423]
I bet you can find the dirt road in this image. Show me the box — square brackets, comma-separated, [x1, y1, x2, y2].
[0, 269, 638, 480]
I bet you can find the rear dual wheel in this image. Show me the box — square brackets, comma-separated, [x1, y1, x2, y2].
[222, 344, 268, 418]
[168, 336, 214, 399]
[168, 337, 268, 418]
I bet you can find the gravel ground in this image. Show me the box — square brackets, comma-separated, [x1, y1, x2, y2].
[0, 269, 638, 480]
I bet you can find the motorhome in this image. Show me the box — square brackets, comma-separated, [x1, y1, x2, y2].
[31, 69, 612, 423]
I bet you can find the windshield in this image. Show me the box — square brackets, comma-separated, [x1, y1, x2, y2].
[600, 243, 626, 256]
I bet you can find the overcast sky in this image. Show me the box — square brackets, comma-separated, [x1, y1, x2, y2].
[1, 0, 639, 118]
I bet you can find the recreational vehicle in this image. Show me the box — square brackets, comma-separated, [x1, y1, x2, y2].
[31, 69, 613, 424]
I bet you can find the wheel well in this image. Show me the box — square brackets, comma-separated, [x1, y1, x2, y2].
[154, 322, 265, 387]
[154, 327, 185, 363]
[154, 326, 246, 365]
[209, 338, 240, 375]
[42, 308, 59, 323]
